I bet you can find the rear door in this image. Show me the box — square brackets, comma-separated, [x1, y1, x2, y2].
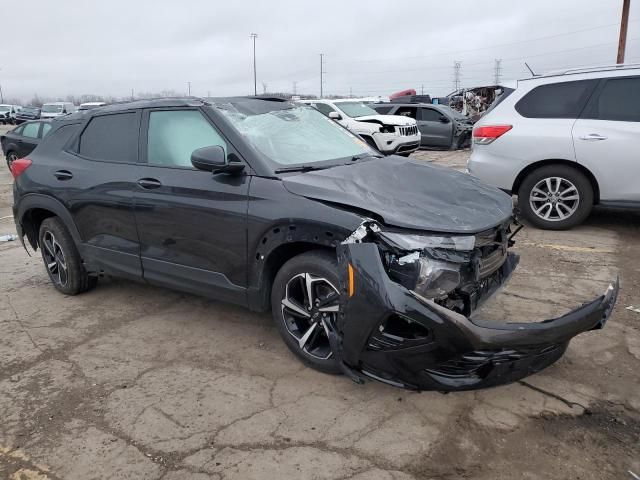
[62, 110, 143, 279]
[572, 76, 640, 203]
[133, 107, 249, 304]
[418, 107, 453, 147]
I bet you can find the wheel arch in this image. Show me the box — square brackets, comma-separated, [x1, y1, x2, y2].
[247, 221, 350, 312]
[17, 194, 82, 250]
[512, 159, 600, 205]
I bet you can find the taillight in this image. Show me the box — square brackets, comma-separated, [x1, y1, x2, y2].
[473, 125, 512, 145]
[10, 158, 32, 179]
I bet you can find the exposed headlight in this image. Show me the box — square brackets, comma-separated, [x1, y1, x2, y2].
[414, 258, 461, 298]
[380, 232, 475, 251]
[379, 125, 395, 134]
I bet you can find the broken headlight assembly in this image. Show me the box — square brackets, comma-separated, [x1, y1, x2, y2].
[378, 125, 396, 134]
[380, 232, 476, 300]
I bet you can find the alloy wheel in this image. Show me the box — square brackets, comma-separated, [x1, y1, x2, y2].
[281, 272, 340, 360]
[529, 177, 580, 222]
[7, 152, 18, 168]
[42, 230, 68, 287]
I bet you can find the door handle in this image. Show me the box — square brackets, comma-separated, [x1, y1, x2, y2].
[54, 170, 73, 180]
[579, 133, 608, 141]
[137, 178, 162, 189]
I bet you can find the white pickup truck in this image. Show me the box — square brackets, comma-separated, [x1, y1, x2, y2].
[300, 99, 421, 156]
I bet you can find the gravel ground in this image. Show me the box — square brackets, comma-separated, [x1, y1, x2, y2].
[1, 134, 639, 479]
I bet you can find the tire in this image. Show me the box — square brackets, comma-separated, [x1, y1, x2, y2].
[518, 165, 593, 230]
[38, 217, 97, 295]
[6, 151, 19, 170]
[271, 250, 341, 374]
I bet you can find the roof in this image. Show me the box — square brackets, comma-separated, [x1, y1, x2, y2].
[521, 62, 640, 81]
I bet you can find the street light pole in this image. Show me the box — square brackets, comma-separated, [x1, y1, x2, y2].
[0, 68, 4, 103]
[250, 33, 258, 96]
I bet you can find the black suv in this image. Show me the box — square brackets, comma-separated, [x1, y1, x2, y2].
[10, 97, 618, 391]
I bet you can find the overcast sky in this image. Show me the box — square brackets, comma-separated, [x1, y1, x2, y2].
[1, 0, 638, 102]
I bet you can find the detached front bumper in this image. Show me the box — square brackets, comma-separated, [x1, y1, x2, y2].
[335, 243, 618, 391]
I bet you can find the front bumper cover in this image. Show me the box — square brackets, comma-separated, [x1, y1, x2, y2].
[333, 243, 618, 391]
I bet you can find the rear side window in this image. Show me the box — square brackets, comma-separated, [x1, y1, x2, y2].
[395, 106, 417, 119]
[515, 80, 597, 119]
[22, 122, 40, 138]
[41, 123, 52, 137]
[79, 112, 138, 162]
[588, 77, 640, 122]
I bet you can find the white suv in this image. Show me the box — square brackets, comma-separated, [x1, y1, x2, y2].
[468, 64, 640, 230]
[300, 99, 421, 156]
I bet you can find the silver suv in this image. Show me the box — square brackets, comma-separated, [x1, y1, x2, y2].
[468, 64, 640, 230]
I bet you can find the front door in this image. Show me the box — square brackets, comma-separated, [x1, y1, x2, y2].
[133, 107, 249, 304]
[572, 76, 640, 203]
[418, 107, 452, 147]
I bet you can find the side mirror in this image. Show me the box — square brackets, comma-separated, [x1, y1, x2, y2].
[439, 115, 450, 123]
[328, 111, 342, 120]
[191, 145, 244, 174]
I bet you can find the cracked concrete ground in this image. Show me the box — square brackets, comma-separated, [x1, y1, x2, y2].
[1, 134, 639, 479]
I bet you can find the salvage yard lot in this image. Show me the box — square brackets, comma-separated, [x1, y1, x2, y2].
[1, 127, 639, 479]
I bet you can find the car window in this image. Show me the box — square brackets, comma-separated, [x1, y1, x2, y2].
[314, 103, 336, 117]
[41, 123, 52, 138]
[147, 110, 227, 168]
[374, 105, 393, 114]
[79, 112, 138, 162]
[420, 108, 443, 122]
[12, 125, 25, 135]
[395, 106, 418, 119]
[589, 77, 640, 122]
[22, 122, 40, 139]
[515, 80, 597, 119]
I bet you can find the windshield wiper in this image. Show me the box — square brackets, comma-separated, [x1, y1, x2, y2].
[274, 165, 328, 174]
[349, 153, 383, 163]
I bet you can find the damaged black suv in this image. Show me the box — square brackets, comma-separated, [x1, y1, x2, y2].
[11, 97, 618, 391]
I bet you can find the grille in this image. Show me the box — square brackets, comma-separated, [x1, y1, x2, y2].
[478, 247, 507, 278]
[398, 125, 418, 136]
[475, 225, 509, 278]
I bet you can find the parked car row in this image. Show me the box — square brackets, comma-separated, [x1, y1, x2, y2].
[0, 101, 107, 125]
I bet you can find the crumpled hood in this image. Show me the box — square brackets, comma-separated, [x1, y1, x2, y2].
[282, 156, 513, 233]
[354, 114, 416, 126]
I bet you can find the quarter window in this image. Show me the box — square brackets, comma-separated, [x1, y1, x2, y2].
[515, 80, 597, 119]
[147, 110, 227, 168]
[22, 122, 40, 138]
[591, 77, 640, 122]
[41, 123, 52, 137]
[79, 112, 138, 162]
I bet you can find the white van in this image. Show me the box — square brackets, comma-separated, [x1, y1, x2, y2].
[41, 102, 76, 118]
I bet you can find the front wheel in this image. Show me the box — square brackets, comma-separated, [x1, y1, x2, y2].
[271, 250, 341, 374]
[518, 165, 593, 230]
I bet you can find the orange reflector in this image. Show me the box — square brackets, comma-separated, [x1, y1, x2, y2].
[348, 263, 355, 298]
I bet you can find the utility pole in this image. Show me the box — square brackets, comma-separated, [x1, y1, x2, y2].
[617, 0, 631, 63]
[453, 61, 462, 91]
[319, 53, 325, 98]
[250, 33, 258, 95]
[421, 84, 424, 95]
[494, 59, 502, 85]
[131, 88, 134, 101]
[349, 86, 353, 98]
[187, 82, 192, 96]
[292, 81, 298, 96]
[0, 68, 3, 103]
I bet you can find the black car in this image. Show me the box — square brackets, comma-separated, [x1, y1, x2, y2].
[10, 97, 618, 391]
[373, 102, 474, 150]
[1, 120, 52, 168]
[15, 106, 42, 124]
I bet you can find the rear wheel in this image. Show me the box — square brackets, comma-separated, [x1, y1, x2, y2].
[38, 217, 97, 295]
[271, 250, 341, 374]
[6, 151, 19, 169]
[518, 165, 593, 230]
